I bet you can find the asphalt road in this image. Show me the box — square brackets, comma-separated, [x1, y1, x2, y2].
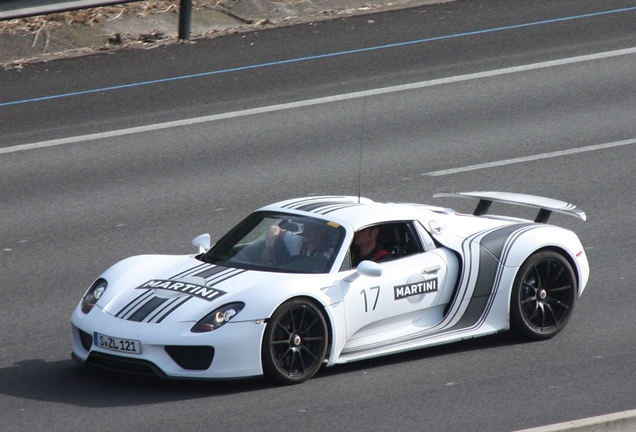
[1, 0, 636, 431]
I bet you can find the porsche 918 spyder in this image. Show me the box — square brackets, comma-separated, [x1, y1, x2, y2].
[71, 191, 589, 384]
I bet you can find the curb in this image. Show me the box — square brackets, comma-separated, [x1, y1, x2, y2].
[513, 409, 636, 432]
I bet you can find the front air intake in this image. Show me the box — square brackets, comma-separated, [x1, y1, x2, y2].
[86, 351, 166, 378]
[164, 345, 214, 370]
[79, 329, 93, 352]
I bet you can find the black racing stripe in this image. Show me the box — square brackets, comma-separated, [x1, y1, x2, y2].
[145, 296, 183, 323]
[450, 223, 534, 330]
[155, 297, 192, 323]
[281, 197, 331, 209]
[295, 201, 353, 212]
[473, 245, 503, 298]
[435, 228, 487, 326]
[194, 265, 229, 279]
[115, 290, 154, 318]
[172, 263, 212, 279]
[127, 297, 169, 322]
[280, 198, 311, 209]
[496, 225, 538, 273]
[451, 246, 500, 329]
[206, 269, 247, 286]
[319, 203, 360, 214]
[481, 223, 534, 262]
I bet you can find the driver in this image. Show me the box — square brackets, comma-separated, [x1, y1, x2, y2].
[261, 220, 332, 264]
[351, 226, 392, 267]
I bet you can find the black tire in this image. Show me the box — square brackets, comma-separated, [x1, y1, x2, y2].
[510, 251, 577, 340]
[262, 299, 328, 384]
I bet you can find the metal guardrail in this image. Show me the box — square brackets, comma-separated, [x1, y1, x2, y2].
[0, 0, 193, 39]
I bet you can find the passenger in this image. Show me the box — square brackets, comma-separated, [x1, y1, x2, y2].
[351, 226, 392, 267]
[261, 220, 332, 264]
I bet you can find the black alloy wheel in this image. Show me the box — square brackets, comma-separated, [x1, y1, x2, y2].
[510, 251, 577, 340]
[262, 299, 328, 384]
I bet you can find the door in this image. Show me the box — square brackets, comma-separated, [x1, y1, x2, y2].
[340, 222, 457, 344]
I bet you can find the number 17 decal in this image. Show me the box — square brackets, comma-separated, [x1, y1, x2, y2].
[360, 286, 381, 312]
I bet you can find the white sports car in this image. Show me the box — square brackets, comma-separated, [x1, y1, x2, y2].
[71, 192, 589, 384]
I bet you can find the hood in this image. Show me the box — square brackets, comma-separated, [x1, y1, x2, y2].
[96, 254, 290, 325]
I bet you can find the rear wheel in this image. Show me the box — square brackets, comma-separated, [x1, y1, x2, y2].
[262, 299, 328, 384]
[510, 251, 577, 340]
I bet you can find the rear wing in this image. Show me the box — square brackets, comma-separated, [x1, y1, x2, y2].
[433, 191, 586, 223]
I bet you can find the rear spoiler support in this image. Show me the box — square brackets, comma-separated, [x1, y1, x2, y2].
[433, 191, 586, 223]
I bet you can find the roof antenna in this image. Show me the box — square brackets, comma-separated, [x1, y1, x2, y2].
[357, 81, 368, 204]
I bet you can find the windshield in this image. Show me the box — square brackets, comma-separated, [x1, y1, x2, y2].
[203, 211, 346, 274]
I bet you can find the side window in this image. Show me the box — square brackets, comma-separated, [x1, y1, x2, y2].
[349, 221, 425, 268]
[340, 249, 353, 272]
[377, 222, 424, 258]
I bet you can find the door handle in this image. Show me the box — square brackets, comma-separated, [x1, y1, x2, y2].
[422, 265, 441, 275]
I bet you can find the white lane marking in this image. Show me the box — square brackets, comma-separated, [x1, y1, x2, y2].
[2, 47, 636, 156]
[423, 139, 636, 176]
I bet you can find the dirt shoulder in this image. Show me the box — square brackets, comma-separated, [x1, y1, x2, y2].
[0, 0, 450, 68]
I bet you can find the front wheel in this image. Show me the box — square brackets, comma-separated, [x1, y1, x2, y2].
[510, 251, 577, 340]
[262, 299, 328, 384]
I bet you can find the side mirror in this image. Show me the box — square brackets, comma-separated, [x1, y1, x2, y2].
[358, 260, 383, 277]
[191, 234, 211, 253]
[343, 260, 383, 282]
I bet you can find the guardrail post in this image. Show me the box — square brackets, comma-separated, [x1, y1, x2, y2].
[178, 0, 192, 40]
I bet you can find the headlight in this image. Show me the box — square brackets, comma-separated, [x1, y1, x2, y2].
[191, 302, 245, 333]
[81, 279, 108, 314]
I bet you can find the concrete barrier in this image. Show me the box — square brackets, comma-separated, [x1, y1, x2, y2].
[514, 409, 636, 432]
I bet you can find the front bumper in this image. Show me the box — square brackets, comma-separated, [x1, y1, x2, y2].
[71, 306, 266, 379]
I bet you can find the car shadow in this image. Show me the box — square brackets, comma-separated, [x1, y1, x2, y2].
[0, 357, 273, 407]
[0, 333, 520, 406]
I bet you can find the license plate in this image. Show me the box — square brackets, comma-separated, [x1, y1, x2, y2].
[94, 332, 141, 354]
